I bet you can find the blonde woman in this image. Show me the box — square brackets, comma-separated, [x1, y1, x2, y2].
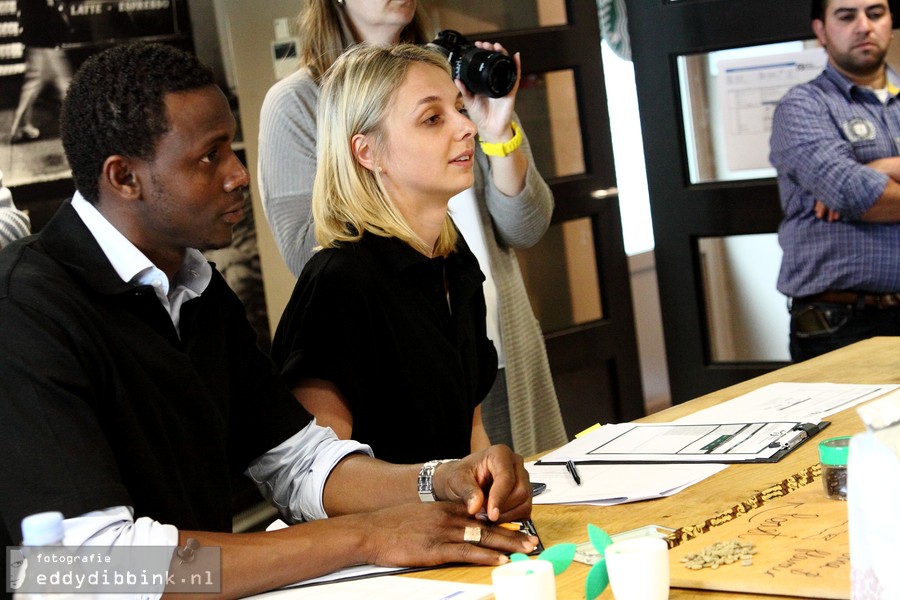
[271, 43, 499, 463]
[260, 0, 568, 456]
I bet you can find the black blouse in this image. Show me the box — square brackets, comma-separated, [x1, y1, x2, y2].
[271, 232, 498, 464]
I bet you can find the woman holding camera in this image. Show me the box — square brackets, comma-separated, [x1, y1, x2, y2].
[259, 0, 567, 457]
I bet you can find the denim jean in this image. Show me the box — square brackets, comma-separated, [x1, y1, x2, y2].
[789, 300, 900, 362]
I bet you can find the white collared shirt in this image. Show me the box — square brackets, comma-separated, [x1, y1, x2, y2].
[72, 193, 212, 335]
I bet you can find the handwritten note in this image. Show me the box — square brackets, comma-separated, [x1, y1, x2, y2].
[669, 485, 850, 599]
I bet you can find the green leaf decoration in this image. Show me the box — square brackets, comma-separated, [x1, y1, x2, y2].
[585, 557, 610, 600]
[508, 523, 615, 598]
[587, 523, 614, 554]
[537, 543, 576, 575]
[585, 524, 613, 599]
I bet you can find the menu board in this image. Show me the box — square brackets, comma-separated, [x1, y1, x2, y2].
[62, 0, 190, 47]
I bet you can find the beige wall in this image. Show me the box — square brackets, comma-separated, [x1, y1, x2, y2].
[216, 0, 301, 334]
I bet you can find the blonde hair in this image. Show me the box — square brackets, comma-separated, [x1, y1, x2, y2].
[295, 0, 434, 84]
[313, 43, 458, 257]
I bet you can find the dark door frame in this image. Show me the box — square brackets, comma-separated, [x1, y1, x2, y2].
[626, 0, 812, 403]
[484, 0, 645, 431]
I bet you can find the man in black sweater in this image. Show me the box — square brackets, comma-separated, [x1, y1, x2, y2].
[0, 42, 535, 598]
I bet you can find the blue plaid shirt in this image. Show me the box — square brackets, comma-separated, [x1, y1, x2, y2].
[770, 62, 900, 297]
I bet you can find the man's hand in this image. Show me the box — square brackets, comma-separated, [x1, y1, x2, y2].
[358, 502, 538, 568]
[813, 158, 900, 223]
[174, 501, 539, 597]
[814, 199, 841, 222]
[433, 445, 532, 523]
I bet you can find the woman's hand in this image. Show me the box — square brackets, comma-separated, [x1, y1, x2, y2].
[456, 42, 521, 143]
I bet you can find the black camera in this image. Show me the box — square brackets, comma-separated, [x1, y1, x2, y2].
[427, 30, 517, 98]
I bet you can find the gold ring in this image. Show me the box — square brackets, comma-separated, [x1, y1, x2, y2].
[463, 525, 482, 544]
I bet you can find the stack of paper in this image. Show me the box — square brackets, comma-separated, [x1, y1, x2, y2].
[526, 461, 726, 505]
[527, 382, 897, 505]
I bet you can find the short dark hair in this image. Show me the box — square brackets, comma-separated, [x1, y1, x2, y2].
[813, 0, 897, 20]
[60, 42, 215, 203]
[811, 0, 827, 20]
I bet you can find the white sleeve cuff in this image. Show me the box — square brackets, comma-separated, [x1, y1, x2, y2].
[58, 506, 179, 600]
[245, 420, 373, 522]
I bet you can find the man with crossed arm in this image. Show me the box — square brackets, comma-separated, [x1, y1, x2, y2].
[771, 0, 900, 361]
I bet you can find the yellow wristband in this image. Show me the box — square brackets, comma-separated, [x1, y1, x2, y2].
[478, 121, 523, 157]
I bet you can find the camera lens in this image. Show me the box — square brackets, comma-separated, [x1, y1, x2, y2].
[427, 30, 517, 98]
[456, 47, 516, 98]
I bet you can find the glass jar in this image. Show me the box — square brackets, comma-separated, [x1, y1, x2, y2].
[819, 436, 851, 500]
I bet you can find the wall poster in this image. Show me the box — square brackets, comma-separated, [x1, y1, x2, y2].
[0, 0, 271, 350]
[716, 47, 827, 173]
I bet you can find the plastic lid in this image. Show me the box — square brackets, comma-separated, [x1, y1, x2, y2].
[20, 511, 64, 546]
[818, 436, 851, 466]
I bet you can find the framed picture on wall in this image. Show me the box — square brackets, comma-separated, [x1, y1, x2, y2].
[1, 0, 193, 188]
[1, 0, 271, 351]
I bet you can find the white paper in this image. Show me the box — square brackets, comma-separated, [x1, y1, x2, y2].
[249, 575, 493, 599]
[526, 382, 896, 505]
[527, 461, 726, 505]
[675, 382, 898, 424]
[263, 520, 410, 586]
[536, 420, 809, 464]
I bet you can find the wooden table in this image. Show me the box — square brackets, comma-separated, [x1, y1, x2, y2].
[408, 337, 900, 598]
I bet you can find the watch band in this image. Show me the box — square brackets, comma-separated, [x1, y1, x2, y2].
[418, 459, 459, 502]
[478, 121, 523, 157]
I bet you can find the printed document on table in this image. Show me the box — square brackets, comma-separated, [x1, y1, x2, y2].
[535, 383, 895, 466]
[527, 461, 726, 505]
[263, 520, 415, 587]
[535, 420, 813, 464]
[674, 382, 898, 424]
[249, 575, 493, 599]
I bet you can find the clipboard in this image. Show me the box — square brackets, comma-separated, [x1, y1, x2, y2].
[536, 421, 831, 465]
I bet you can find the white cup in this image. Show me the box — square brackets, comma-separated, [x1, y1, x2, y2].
[604, 536, 670, 600]
[492, 558, 556, 600]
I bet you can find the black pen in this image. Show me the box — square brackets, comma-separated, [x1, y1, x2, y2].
[566, 460, 582, 485]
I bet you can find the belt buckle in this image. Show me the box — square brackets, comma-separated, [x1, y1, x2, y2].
[876, 293, 900, 309]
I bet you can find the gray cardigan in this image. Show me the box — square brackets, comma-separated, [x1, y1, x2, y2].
[258, 68, 567, 455]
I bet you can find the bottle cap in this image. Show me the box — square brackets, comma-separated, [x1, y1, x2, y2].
[20, 511, 65, 546]
[818, 436, 851, 466]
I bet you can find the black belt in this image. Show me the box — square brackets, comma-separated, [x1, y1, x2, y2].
[798, 291, 900, 309]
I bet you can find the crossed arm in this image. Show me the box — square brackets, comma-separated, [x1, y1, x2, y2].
[814, 157, 900, 222]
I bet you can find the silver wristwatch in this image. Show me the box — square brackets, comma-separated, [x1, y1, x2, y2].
[417, 459, 459, 502]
